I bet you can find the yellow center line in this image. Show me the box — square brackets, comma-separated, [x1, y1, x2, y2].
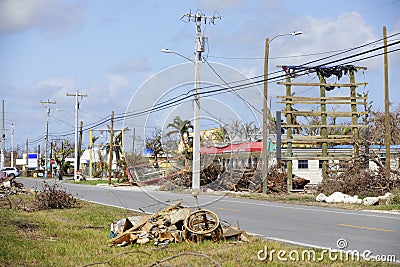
[338, 223, 395, 233]
[212, 206, 239, 212]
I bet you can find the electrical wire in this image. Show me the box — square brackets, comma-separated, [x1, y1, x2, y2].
[203, 58, 263, 114]
[14, 34, 400, 147]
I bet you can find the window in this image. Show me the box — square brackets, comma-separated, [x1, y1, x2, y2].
[319, 160, 323, 169]
[298, 160, 308, 169]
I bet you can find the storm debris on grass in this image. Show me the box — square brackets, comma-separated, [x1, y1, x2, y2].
[108, 201, 250, 247]
[33, 182, 81, 210]
[0, 177, 32, 209]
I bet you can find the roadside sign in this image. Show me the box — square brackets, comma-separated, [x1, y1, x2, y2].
[28, 153, 38, 168]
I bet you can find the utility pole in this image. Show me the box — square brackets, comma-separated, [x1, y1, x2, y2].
[89, 129, 93, 179]
[11, 123, 14, 167]
[181, 11, 220, 191]
[25, 139, 28, 176]
[383, 26, 390, 179]
[40, 99, 56, 177]
[262, 32, 302, 193]
[1, 100, 4, 169]
[262, 37, 270, 194]
[67, 91, 87, 181]
[108, 111, 114, 185]
[78, 121, 83, 171]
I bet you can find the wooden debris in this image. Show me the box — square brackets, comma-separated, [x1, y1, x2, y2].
[108, 201, 250, 247]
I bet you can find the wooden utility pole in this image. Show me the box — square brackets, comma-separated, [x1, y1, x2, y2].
[285, 75, 293, 192]
[350, 69, 359, 157]
[383, 26, 390, 179]
[89, 129, 93, 179]
[318, 73, 328, 180]
[108, 111, 114, 185]
[262, 37, 270, 194]
[25, 139, 28, 177]
[77, 121, 83, 171]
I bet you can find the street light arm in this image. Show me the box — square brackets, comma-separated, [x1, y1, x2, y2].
[270, 31, 302, 43]
[161, 49, 195, 63]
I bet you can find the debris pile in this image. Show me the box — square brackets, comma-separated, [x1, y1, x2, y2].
[0, 176, 27, 196]
[161, 162, 310, 193]
[34, 182, 81, 210]
[316, 191, 394, 206]
[108, 201, 249, 247]
[253, 162, 310, 193]
[202, 167, 260, 192]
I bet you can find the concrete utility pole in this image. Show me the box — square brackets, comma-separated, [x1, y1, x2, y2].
[181, 11, 220, 191]
[67, 91, 87, 181]
[383, 26, 390, 179]
[1, 100, 4, 169]
[40, 99, 56, 177]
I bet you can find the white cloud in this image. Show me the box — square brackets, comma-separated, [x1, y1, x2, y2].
[111, 58, 151, 74]
[106, 73, 132, 98]
[0, 0, 85, 38]
[197, 0, 247, 11]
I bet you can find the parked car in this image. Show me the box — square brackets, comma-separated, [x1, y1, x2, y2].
[0, 167, 20, 178]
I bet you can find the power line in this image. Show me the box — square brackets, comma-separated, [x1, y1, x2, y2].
[203, 58, 263, 114]
[16, 34, 400, 147]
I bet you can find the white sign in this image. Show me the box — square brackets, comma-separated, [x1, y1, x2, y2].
[28, 153, 38, 168]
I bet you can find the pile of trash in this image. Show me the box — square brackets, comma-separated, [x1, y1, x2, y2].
[108, 201, 250, 247]
[0, 176, 27, 195]
[316, 191, 394, 206]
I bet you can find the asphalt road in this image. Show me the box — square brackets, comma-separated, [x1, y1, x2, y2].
[20, 178, 400, 263]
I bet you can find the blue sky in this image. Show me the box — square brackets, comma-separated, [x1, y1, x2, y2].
[0, 0, 399, 153]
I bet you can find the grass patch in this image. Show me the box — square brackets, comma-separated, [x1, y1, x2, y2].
[0, 194, 396, 266]
[64, 179, 112, 186]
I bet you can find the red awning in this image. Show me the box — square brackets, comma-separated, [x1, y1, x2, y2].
[201, 141, 262, 155]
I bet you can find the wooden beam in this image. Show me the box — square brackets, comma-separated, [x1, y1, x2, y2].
[276, 81, 368, 87]
[282, 111, 368, 117]
[277, 101, 366, 105]
[276, 96, 367, 100]
[282, 124, 368, 128]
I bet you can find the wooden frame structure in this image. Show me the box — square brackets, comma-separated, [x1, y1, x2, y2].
[276, 65, 368, 191]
